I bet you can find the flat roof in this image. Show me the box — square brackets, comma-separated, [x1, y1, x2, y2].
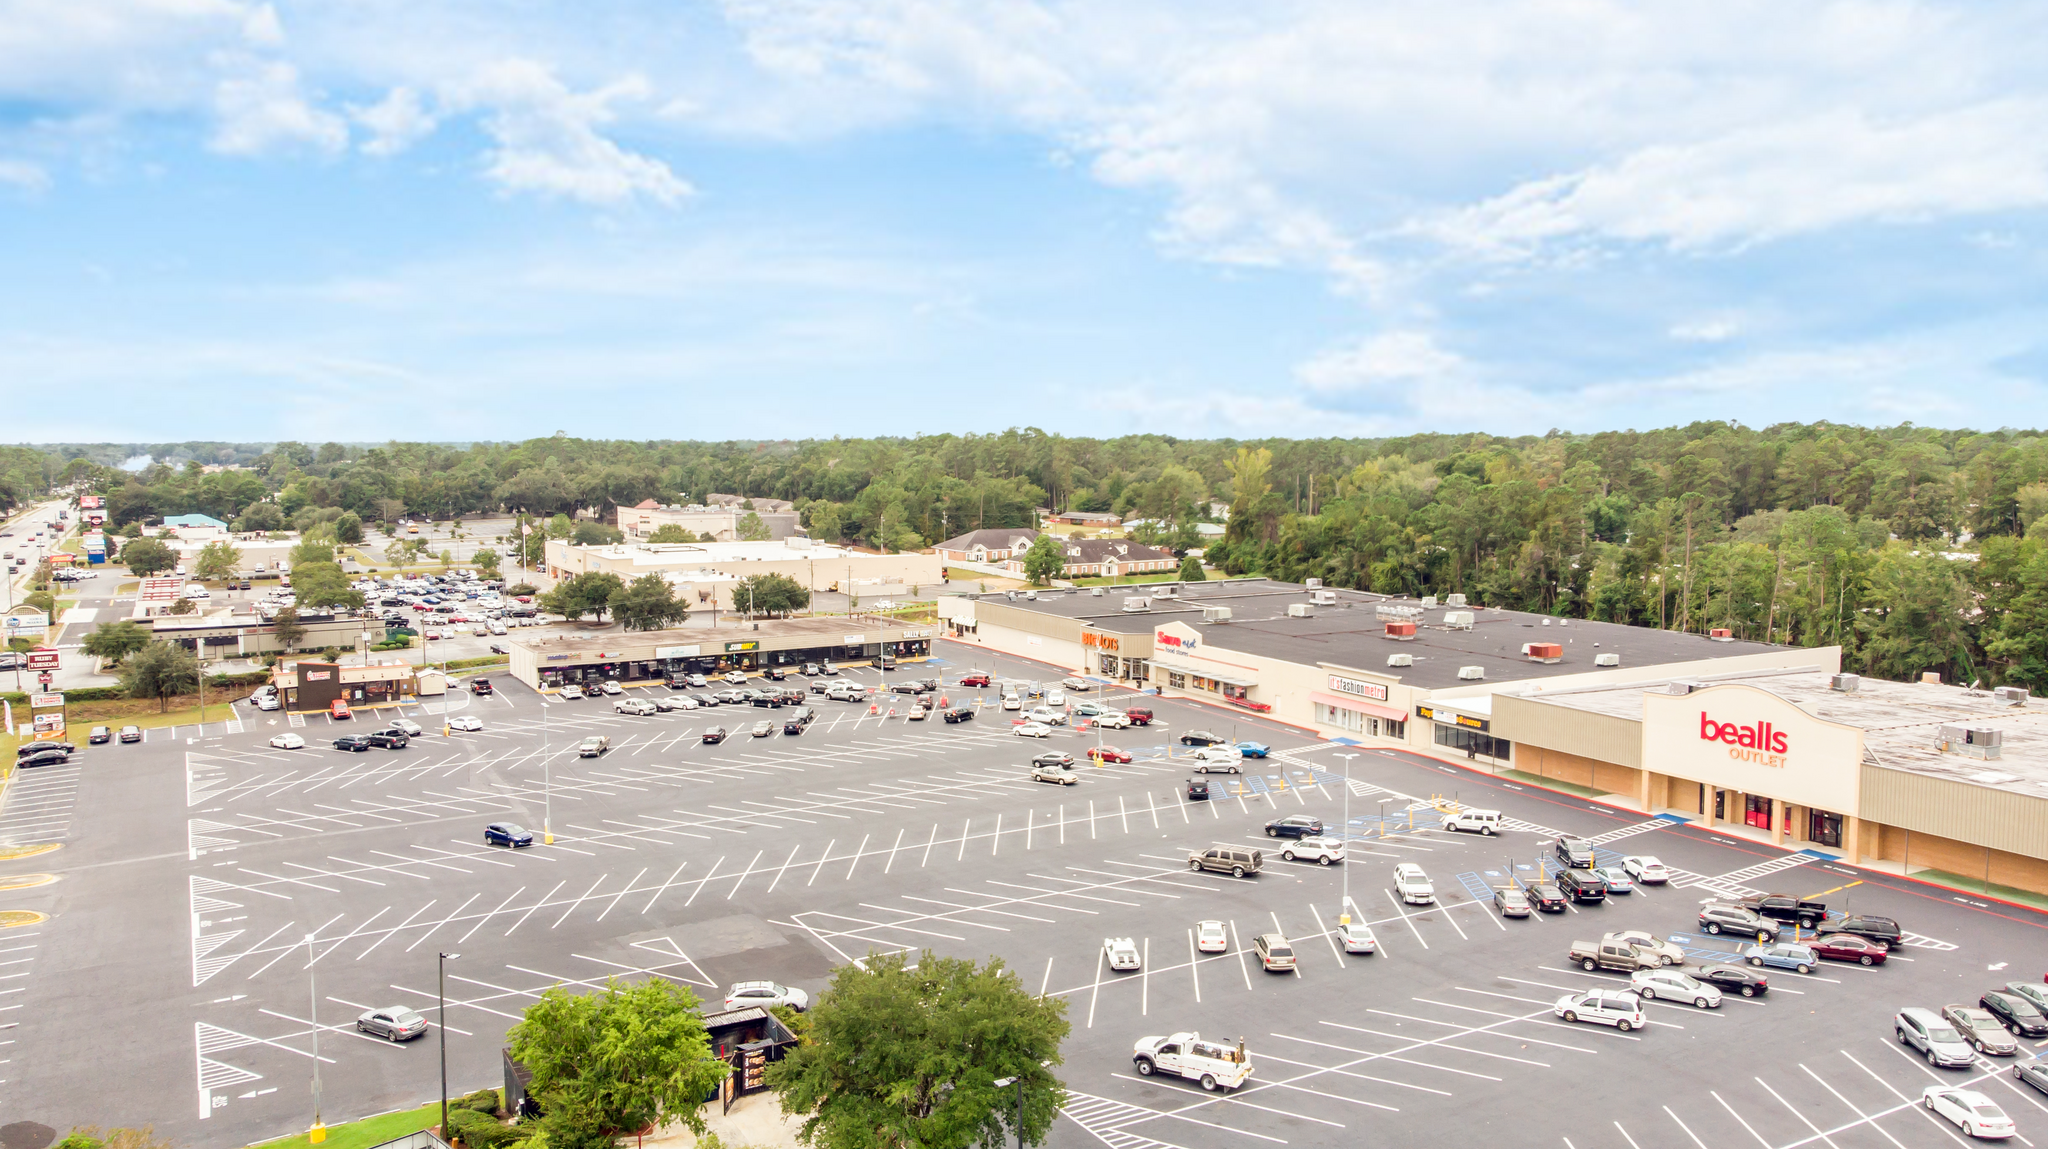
[1521, 669, 2048, 799]
[976, 578, 1787, 690]
[552, 539, 898, 566]
[508, 617, 921, 659]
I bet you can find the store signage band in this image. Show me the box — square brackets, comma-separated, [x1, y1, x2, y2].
[1155, 631, 1197, 650]
[843, 634, 864, 644]
[1415, 703, 1488, 732]
[1700, 711, 1790, 767]
[29, 692, 62, 708]
[655, 645, 701, 659]
[1327, 674, 1388, 702]
[1082, 632, 1122, 652]
[725, 641, 759, 652]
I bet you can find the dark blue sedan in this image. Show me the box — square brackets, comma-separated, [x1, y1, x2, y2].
[1235, 741, 1272, 759]
[484, 822, 535, 848]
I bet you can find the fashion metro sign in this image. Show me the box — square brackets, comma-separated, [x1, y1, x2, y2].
[1701, 711, 1790, 767]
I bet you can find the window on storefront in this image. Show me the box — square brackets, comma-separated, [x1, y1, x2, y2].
[1372, 717, 1406, 739]
[1128, 659, 1149, 681]
[1809, 809, 1843, 848]
[1098, 653, 1118, 676]
[1316, 702, 1364, 733]
[1167, 671, 1186, 689]
[1745, 793, 1773, 830]
[1432, 723, 1510, 761]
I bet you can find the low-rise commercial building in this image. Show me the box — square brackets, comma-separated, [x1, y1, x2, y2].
[152, 608, 387, 657]
[616, 500, 803, 542]
[504, 618, 937, 691]
[542, 538, 942, 606]
[270, 658, 417, 712]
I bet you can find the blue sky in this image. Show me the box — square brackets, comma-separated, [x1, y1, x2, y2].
[5, 1, 2048, 443]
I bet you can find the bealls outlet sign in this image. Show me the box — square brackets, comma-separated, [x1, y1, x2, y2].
[1701, 712, 1789, 767]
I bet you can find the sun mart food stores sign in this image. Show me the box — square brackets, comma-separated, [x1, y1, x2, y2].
[1641, 682, 1863, 816]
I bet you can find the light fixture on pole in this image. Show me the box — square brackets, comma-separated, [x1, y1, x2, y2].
[543, 698, 553, 845]
[440, 952, 460, 1138]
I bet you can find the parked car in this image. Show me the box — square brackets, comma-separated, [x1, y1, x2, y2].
[1441, 809, 1502, 835]
[2015, 1059, 2048, 1097]
[1013, 722, 1055, 738]
[1392, 863, 1435, 904]
[750, 720, 775, 738]
[470, 678, 494, 695]
[1031, 761, 1078, 785]
[16, 747, 70, 769]
[88, 725, 112, 744]
[702, 726, 728, 744]
[329, 700, 352, 720]
[578, 735, 611, 757]
[1554, 835, 1595, 867]
[1234, 741, 1271, 759]
[1743, 942, 1818, 974]
[2002, 981, 2048, 1015]
[1281, 836, 1345, 865]
[1195, 920, 1229, 952]
[356, 1007, 428, 1041]
[1185, 778, 1210, 801]
[333, 735, 372, 752]
[615, 698, 658, 716]
[942, 706, 975, 723]
[1942, 1004, 2020, 1056]
[1086, 745, 1132, 764]
[366, 729, 410, 749]
[1130, 1032, 1252, 1092]
[1554, 989, 1645, 1032]
[558, 684, 585, 700]
[1631, 968, 1722, 1009]
[1493, 886, 1531, 917]
[1594, 866, 1635, 894]
[1264, 815, 1323, 839]
[1980, 990, 2048, 1037]
[1607, 931, 1685, 968]
[1252, 933, 1295, 972]
[1695, 963, 1769, 997]
[1920, 1087, 2015, 1140]
[484, 822, 535, 848]
[959, 671, 992, 687]
[1032, 751, 1077, 769]
[1125, 707, 1153, 725]
[723, 671, 748, 685]
[1833, 914, 1905, 948]
[269, 732, 306, 749]
[599, 680, 624, 696]
[1699, 903, 1780, 942]
[1898, 1006, 1979, 1067]
[1734, 892, 1829, 931]
[1336, 916, 1377, 954]
[1104, 937, 1142, 971]
[1178, 730, 1226, 746]
[1811, 933, 1889, 966]
[448, 715, 483, 732]
[1556, 868, 1608, 903]
[1187, 844, 1262, 877]
[725, 981, 810, 1011]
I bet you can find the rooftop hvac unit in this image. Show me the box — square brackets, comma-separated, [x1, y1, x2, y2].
[1387, 653, 1414, 667]
[1456, 666, 1485, 680]
[1446, 593, 1468, 608]
[1305, 577, 1323, 589]
[1938, 724, 2003, 760]
[1201, 606, 1233, 623]
[1309, 589, 1338, 605]
[1558, 619, 1569, 627]
[1665, 680, 1703, 696]
[1152, 585, 1180, 599]
[1091, 587, 1104, 596]
[1522, 642, 1563, 664]
[1921, 671, 1942, 685]
[1121, 597, 1151, 613]
[1385, 620, 1417, 640]
[1540, 617, 1551, 626]
[1376, 604, 1424, 621]
[1994, 685, 2029, 706]
[1286, 603, 1314, 618]
[1709, 628, 1734, 642]
[1830, 673, 1861, 693]
[1443, 611, 1475, 629]
[1420, 596, 1438, 608]
[1593, 653, 1620, 667]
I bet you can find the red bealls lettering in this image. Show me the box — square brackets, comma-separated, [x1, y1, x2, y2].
[1699, 712, 1789, 755]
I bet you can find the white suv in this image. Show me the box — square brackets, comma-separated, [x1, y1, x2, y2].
[1392, 863, 1435, 904]
[1281, 836, 1345, 865]
[1440, 809, 1501, 835]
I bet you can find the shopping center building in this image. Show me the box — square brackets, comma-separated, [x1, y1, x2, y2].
[941, 576, 2048, 895]
[504, 618, 938, 692]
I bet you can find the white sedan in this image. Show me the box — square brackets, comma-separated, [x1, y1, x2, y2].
[269, 733, 306, 750]
[1922, 1087, 2015, 1139]
[448, 715, 483, 732]
[1104, 936, 1141, 971]
[1013, 722, 1055, 738]
[1622, 855, 1671, 884]
[1629, 968, 1721, 1009]
[722, 671, 748, 685]
[1195, 920, 1228, 952]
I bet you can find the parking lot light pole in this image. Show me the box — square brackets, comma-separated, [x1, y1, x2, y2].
[307, 933, 324, 1143]
[439, 952, 459, 1138]
[1379, 797, 1391, 839]
[1334, 753, 1357, 914]
[543, 699, 553, 845]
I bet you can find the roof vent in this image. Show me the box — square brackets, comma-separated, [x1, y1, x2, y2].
[1121, 597, 1151, 613]
[1376, 604, 1423, 622]
[1939, 724, 2002, 760]
[1557, 619, 1569, 627]
[1994, 685, 2028, 706]
[1091, 587, 1104, 596]
[1286, 603, 1314, 618]
[1593, 653, 1620, 667]
[1522, 642, 1563, 664]
[1443, 611, 1474, 629]
[1305, 577, 1323, 589]
[1387, 653, 1414, 667]
[1420, 595, 1438, 608]
[1541, 617, 1551, 626]
[1309, 589, 1338, 605]
[1446, 593, 1468, 608]
[1830, 673, 1860, 693]
[1201, 606, 1233, 623]
[1921, 671, 1942, 685]
[1708, 627, 1734, 642]
[1153, 585, 1179, 599]
[1385, 620, 1417, 640]
[1456, 665, 1485, 680]
[1665, 680, 1703, 696]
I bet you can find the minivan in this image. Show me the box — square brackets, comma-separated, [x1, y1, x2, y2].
[1440, 809, 1502, 835]
[1253, 933, 1295, 972]
[1188, 845, 1263, 878]
[1897, 1006, 1977, 1067]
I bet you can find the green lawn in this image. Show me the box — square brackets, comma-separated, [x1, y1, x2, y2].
[1904, 868, 2048, 913]
[1497, 769, 1611, 800]
[247, 1101, 443, 1149]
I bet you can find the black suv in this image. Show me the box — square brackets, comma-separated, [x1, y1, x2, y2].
[1519, 879, 1567, 912]
[942, 706, 975, 723]
[1555, 868, 1608, 903]
[1264, 815, 1324, 839]
[782, 707, 816, 735]
[333, 735, 373, 752]
[1178, 730, 1226, 747]
[1833, 914, 1902, 947]
[367, 730, 410, 749]
[1981, 991, 2048, 1037]
[748, 690, 783, 708]
[1553, 835, 1595, 867]
[1698, 903, 1779, 941]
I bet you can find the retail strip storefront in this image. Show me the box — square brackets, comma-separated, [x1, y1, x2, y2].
[507, 622, 934, 692]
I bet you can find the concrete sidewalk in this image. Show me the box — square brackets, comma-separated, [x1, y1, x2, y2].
[640, 1091, 804, 1149]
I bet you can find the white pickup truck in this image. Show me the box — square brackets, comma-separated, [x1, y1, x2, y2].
[1132, 1032, 1252, 1092]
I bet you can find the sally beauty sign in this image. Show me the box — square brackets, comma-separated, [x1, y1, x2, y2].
[1642, 683, 1862, 816]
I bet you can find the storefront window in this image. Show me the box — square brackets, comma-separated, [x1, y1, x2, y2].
[1316, 702, 1364, 733]
[1432, 723, 1510, 761]
[1098, 653, 1118, 676]
[1745, 793, 1773, 830]
[1809, 809, 1843, 848]
[1221, 684, 1249, 702]
[1167, 671, 1187, 689]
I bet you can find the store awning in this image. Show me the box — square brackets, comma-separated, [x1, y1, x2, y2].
[1310, 691, 1408, 723]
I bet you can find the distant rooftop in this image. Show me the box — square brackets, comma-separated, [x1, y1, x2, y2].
[975, 577, 1788, 691]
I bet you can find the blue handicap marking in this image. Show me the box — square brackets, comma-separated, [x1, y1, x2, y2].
[1457, 871, 1496, 902]
[1515, 864, 1534, 871]
[1668, 934, 1692, 943]
[1484, 870, 1502, 877]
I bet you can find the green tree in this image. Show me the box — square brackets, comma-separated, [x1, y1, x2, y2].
[235, 500, 285, 533]
[472, 547, 501, 577]
[194, 540, 242, 582]
[119, 537, 178, 577]
[23, 590, 56, 618]
[334, 511, 364, 545]
[507, 976, 729, 1149]
[608, 574, 689, 631]
[289, 540, 336, 567]
[571, 521, 625, 546]
[384, 538, 423, 567]
[506, 582, 539, 598]
[166, 597, 198, 615]
[730, 573, 811, 617]
[736, 511, 771, 541]
[293, 561, 364, 611]
[1022, 533, 1065, 585]
[645, 523, 693, 544]
[81, 621, 153, 664]
[1177, 555, 1207, 582]
[271, 606, 306, 652]
[543, 571, 627, 622]
[121, 640, 200, 711]
[766, 949, 1069, 1149]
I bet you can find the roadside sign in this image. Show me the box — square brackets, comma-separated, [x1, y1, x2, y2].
[26, 649, 59, 670]
[32, 713, 63, 734]
[29, 692, 62, 708]
[37, 671, 53, 688]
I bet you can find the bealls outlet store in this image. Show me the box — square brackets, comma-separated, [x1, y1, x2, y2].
[1496, 671, 2048, 897]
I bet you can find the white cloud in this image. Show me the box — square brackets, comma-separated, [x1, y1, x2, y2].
[1670, 319, 1738, 343]
[0, 159, 50, 193]
[352, 86, 437, 156]
[209, 61, 347, 155]
[240, 3, 284, 48]
[453, 59, 689, 206]
[1297, 331, 1465, 396]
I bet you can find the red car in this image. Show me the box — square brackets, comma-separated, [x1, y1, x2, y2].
[1125, 707, 1154, 726]
[330, 699, 353, 720]
[1086, 745, 1132, 764]
[959, 671, 992, 687]
[1809, 933, 1888, 966]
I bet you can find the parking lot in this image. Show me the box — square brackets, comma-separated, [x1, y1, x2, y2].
[4, 638, 2048, 1147]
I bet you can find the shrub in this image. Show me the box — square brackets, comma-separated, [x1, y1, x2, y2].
[446, 1105, 522, 1149]
[459, 1087, 503, 1114]
[55, 1134, 105, 1149]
